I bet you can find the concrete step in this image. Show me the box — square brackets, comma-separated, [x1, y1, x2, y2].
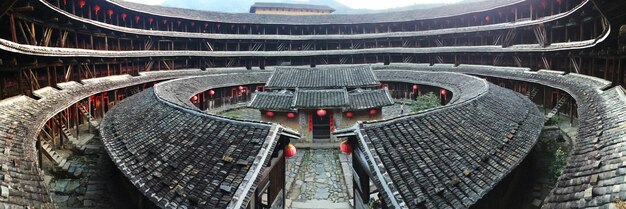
[290, 200, 350, 209]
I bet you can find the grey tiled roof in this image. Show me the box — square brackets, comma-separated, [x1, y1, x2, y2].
[108, 0, 522, 25]
[266, 66, 379, 89]
[293, 88, 349, 109]
[0, 68, 235, 208]
[248, 91, 295, 111]
[348, 89, 394, 110]
[101, 90, 281, 209]
[347, 69, 543, 208]
[372, 63, 626, 209]
[250, 2, 335, 12]
[248, 88, 393, 110]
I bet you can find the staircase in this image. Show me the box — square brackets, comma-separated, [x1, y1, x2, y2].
[546, 96, 568, 121]
[78, 103, 100, 129]
[54, 118, 92, 152]
[525, 87, 539, 100]
[40, 139, 84, 178]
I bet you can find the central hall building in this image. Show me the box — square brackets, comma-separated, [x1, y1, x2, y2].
[248, 66, 394, 141]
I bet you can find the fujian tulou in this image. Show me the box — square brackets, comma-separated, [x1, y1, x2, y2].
[0, 0, 625, 208]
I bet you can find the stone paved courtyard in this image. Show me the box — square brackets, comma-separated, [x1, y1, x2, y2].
[286, 149, 351, 209]
[382, 101, 415, 119]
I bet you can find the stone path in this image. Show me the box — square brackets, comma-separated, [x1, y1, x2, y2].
[382, 101, 414, 119]
[286, 150, 350, 209]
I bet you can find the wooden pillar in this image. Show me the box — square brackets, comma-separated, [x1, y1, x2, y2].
[58, 114, 64, 146]
[9, 14, 17, 42]
[17, 70, 23, 95]
[101, 92, 105, 117]
[75, 104, 80, 140]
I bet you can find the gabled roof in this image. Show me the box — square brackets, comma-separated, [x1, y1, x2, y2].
[250, 2, 335, 12]
[249, 91, 295, 111]
[293, 88, 349, 108]
[248, 88, 394, 110]
[348, 88, 394, 110]
[266, 66, 379, 89]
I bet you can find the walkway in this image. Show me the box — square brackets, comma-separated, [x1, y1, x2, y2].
[286, 149, 351, 209]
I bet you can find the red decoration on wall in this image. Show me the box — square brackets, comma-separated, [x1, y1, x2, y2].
[208, 89, 215, 97]
[441, 89, 447, 95]
[285, 144, 297, 158]
[369, 109, 377, 116]
[330, 112, 335, 132]
[266, 111, 275, 117]
[79, 0, 86, 8]
[93, 5, 101, 14]
[135, 16, 141, 23]
[308, 114, 313, 132]
[345, 112, 353, 118]
[287, 112, 296, 118]
[340, 141, 353, 155]
[107, 9, 114, 17]
[121, 13, 127, 21]
[316, 109, 327, 117]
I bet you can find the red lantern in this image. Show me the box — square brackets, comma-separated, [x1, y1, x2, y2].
[345, 112, 353, 118]
[163, 19, 168, 24]
[556, 0, 562, 4]
[107, 9, 114, 17]
[238, 86, 244, 90]
[285, 144, 296, 158]
[412, 84, 418, 91]
[204, 22, 209, 28]
[340, 141, 353, 155]
[135, 16, 141, 23]
[266, 111, 275, 117]
[93, 5, 101, 14]
[287, 112, 296, 118]
[485, 15, 491, 23]
[209, 89, 215, 97]
[191, 95, 198, 102]
[121, 13, 127, 21]
[441, 89, 447, 95]
[191, 22, 195, 27]
[79, 0, 86, 8]
[148, 18, 154, 25]
[63, 0, 67, 5]
[369, 109, 377, 115]
[316, 109, 327, 117]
